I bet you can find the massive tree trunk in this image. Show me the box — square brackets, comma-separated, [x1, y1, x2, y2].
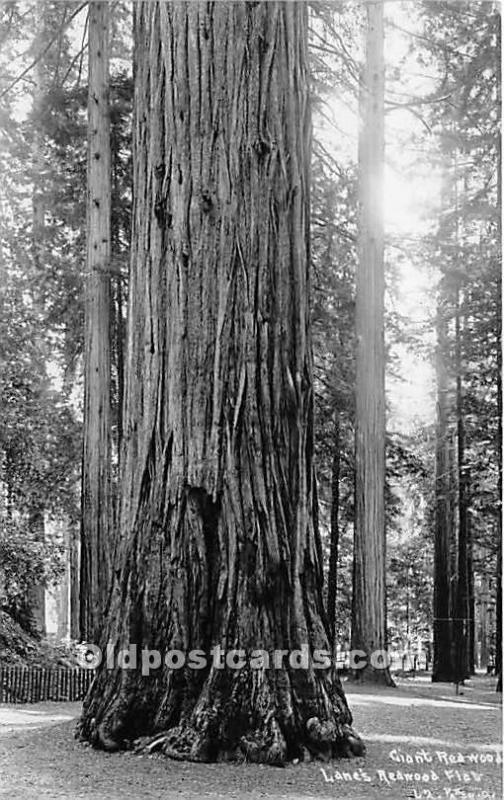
[80, 1, 112, 643]
[79, 1, 362, 764]
[350, 0, 392, 685]
[327, 414, 340, 652]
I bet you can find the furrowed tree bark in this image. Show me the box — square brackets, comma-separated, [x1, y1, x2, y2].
[78, 1, 363, 764]
[327, 414, 340, 652]
[350, 0, 393, 685]
[80, 1, 112, 644]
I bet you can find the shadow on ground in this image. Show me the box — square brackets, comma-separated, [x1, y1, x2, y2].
[0, 676, 501, 799]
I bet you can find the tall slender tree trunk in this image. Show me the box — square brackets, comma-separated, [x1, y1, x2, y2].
[57, 525, 71, 640]
[111, 276, 125, 457]
[78, 1, 363, 763]
[111, 129, 126, 460]
[70, 524, 80, 639]
[495, 327, 502, 691]
[453, 285, 469, 684]
[327, 413, 340, 653]
[32, 30, 45, 272]
[432, 284, 453, 682]
[496, 531, 502, 691]
[28, 0, 47, 637]
[467, 515, 475, 675]
[80, 1, 112, 644]
[495, 127, 502, 694]
[479, 567, 489, 671]
[448, 429, 458, 628]
[27, 509, 46, 636]
[351, 0, 392, 686]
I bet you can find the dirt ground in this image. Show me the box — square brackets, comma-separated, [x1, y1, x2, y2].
[0, 674, 501, 800]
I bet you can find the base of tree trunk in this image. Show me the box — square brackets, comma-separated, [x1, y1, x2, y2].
[77, 664, 365, 764]
[348, 667, 395, 687]
[431, 672, 454, 683]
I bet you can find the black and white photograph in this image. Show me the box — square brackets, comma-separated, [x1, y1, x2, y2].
[0, 1, 501, 798]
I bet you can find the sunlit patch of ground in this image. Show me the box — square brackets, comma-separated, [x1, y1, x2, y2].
[0, 703, 80, 736]
[0, 676, 501, 799]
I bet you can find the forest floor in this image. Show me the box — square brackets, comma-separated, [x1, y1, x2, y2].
[0, 673, 501, 800]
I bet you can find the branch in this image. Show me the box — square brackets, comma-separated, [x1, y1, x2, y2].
[386, 92, 452, 110]
[0, 3, 87, 100]
[309, 24, 360, 85]
[313, 137, 346, 178]
[385, 102, 433, 134]
[386, 19, 473, 61]
[61, 7, 89, 88]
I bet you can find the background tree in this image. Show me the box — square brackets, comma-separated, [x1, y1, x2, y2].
[418, 0, 501, 687]
[308, 2, 360, 658]
[351, 0, 393, 685]
[432, 273, 454, 681]
[80, 0, 113, 644]
[0, 0, 84, 637]
[26, 0, 49, 636]
[0, 0, 132, 647]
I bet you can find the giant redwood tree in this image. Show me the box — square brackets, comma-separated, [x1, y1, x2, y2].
[79, 2, 362, 764]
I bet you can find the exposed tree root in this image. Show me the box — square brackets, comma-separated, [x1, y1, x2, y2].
[128, 714, 364, 765]
[79, 664, 365, 765]
[129, 720, 364, 766]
